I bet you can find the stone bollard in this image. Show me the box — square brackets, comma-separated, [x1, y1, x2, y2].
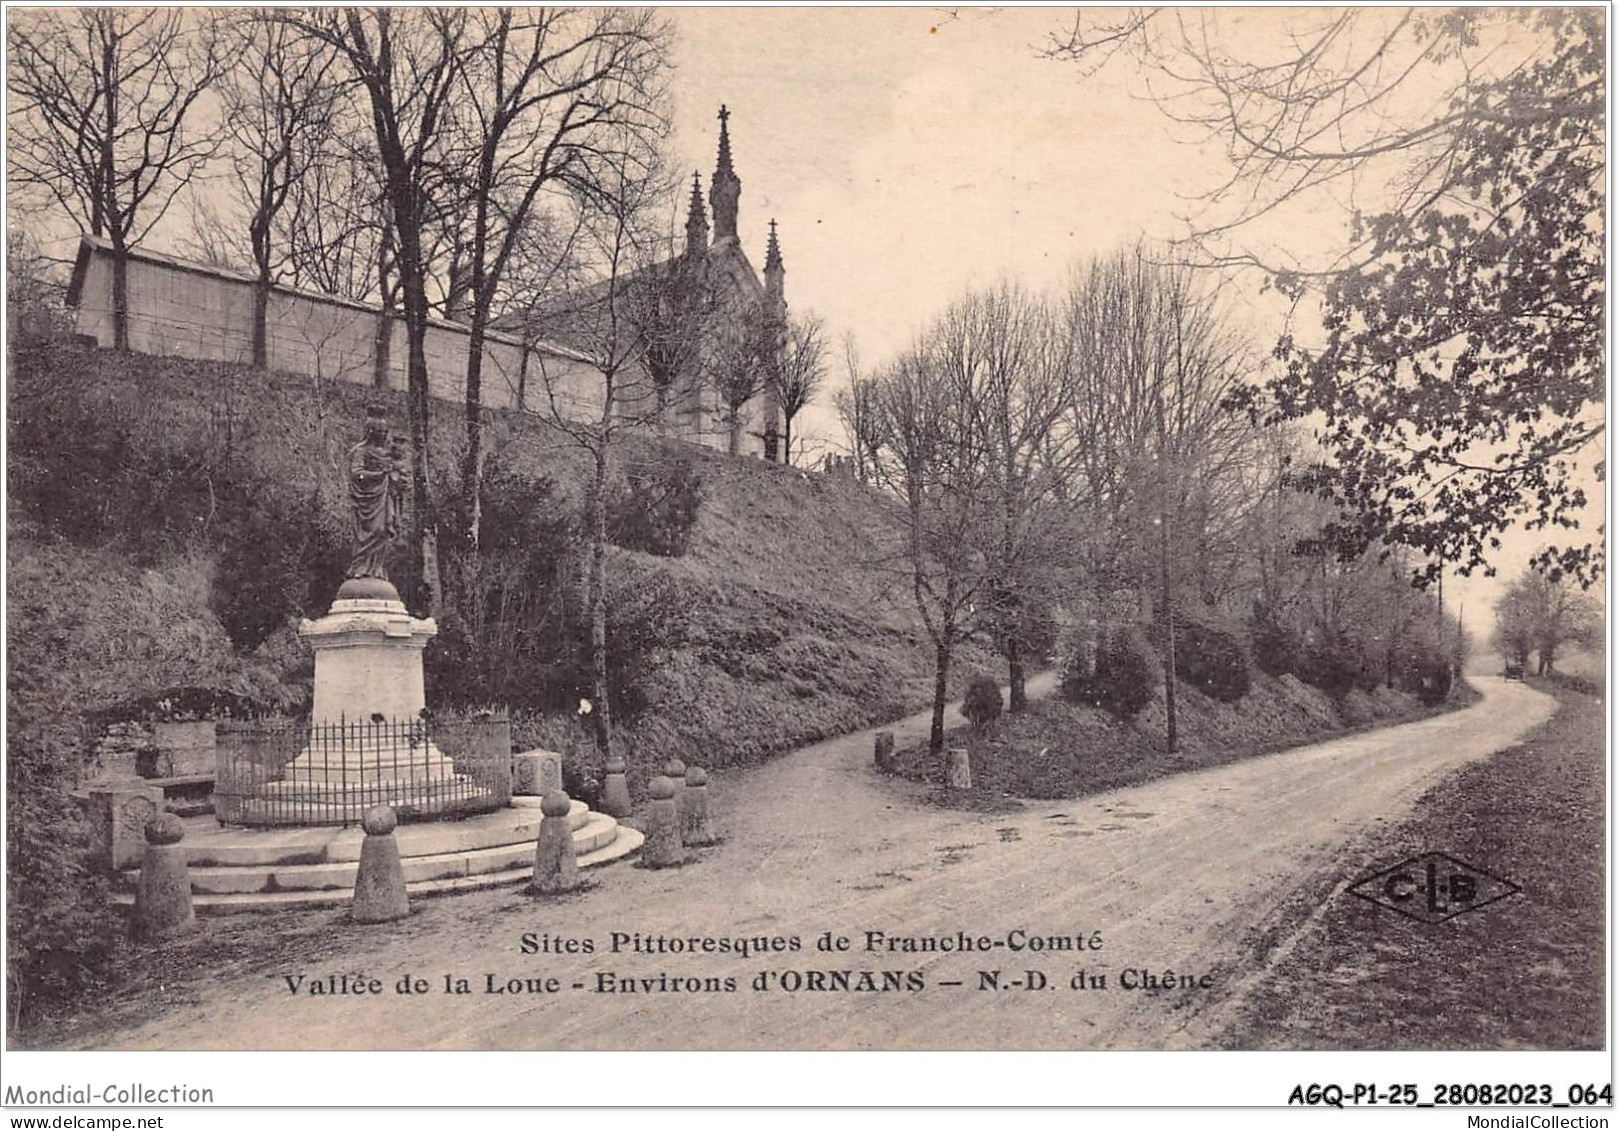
[874, 731, 895, 772]
[946, 747, 972, 791]
[600, 753, 632, 818]
[351, 806, 410, 923]
[663, 756, 687, 823]
[134, 813, 196, 940]
[683, 766, 717, 847]
[531, 790, 581, 895]
[641, 776, 686, 868]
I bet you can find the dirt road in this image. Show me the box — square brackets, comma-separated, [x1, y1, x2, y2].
[87, 674, 1556, 1051]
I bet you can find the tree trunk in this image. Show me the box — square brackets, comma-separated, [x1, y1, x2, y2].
[1008, 635, 1027, 712]
[110, 244, 131, 352]
[462, 306, 488, 553]
[400, 258, 440, 618]
[728, 410, 742, 456]
[1159, 493, 1178, 755]
[782, 413, 794, 467]
[587, 447, 613, 761]
[252, 276, 270, 369]
[373, 309, 392, 389]
[929, 629, 954, 760]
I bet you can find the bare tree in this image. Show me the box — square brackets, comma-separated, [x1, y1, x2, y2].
[1493, 570, 1601, 676]
[942, 284, 1077, 711]
[283, 8, 470, 617]
[8, 9, 222, 350]
[869, 340, 997, 763]
[528, 169, 696, 764]
[439, 8, 672, 553]
[834, 334, 885, 483]
[708, 300, 775, 456]
[1059, 245, 1254, 749]
[769, 312, 828, 466]
[215, 11, 340, 368]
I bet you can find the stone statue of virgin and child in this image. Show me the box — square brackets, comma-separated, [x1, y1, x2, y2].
[339, 406, 408, 599]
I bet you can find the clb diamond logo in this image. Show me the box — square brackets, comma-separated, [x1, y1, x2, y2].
[1349, 852, 1521, 924]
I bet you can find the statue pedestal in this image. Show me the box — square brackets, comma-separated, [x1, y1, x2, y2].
[301, 581, 436, 728]
[248, 580, 494, 823]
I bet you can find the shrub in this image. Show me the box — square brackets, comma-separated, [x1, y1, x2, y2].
[211, 478, 348, 650]
[606, 454, 702, 557]
[1250, 607, 1304, 678]
[1410, 657, 1455, 706]
[6, 679, 119, 1029]
[962, 676, 1003, 728]
[1171, 620, 1252, 703]
[1298, 633, 1363, 699]
[1062, 633, 1155, 719]
[429, 462, 572, 711]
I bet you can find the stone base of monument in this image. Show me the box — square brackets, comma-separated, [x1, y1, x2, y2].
[108, 797, 642, 914]
[230, 579, 505, 825]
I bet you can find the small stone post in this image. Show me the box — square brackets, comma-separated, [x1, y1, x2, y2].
[663, 756, 687, 823]
[351, 806, 410, 923]
[600, 753, 632, 818]
[946, 747, 972, 791]
[642, 776, 686, 868]
[683, 766, 717, 847]
[531, 790, 580, 894]
[134, 814, 195, 939]
[873, 731, 895, 772]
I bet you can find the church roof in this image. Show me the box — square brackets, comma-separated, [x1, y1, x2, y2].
[490, 107, 777, 350]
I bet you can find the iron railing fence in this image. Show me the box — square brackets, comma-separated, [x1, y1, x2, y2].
[214, 714, 511, 828]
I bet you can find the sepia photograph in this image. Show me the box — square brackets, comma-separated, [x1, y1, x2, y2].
[1, 0, 1607, 1097]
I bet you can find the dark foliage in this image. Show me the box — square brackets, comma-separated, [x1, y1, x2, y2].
[1062, 633, 1155, 719]
[606, 454, 702, 557]
[962, 675, 1004, 728]
[1244, 10, 1605, 585]
[6, 672, 119, 1029]
[1157, 617, 1252, 703]
[1249, 604, 1306, 678]
[430, 461, 573, 711]
[1297, 633, 1367, 699]
[9, 359, 215, 564]
[211, 478, 350, 650]
[1410, 658, 1455, 707]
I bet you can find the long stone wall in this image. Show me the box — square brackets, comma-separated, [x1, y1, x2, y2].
[65, 235, 750, 451]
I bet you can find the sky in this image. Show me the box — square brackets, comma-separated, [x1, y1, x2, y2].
[655, 7, 1605, 638]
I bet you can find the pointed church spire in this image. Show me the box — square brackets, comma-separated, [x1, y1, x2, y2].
[710, 104, 741, 241]
[764, 218, 784, 297]
[684, 171, 709, 257]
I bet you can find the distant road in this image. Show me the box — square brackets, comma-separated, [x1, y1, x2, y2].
[88, 673, 1557, 1051]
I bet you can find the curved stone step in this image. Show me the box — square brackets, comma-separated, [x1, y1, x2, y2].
[117, 811, 622, 896]
[181, 798, 587, 868]
[112, 826, 644, 914]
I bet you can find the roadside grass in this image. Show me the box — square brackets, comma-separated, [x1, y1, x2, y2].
[888, 671, 1464, 803]
[1215, 676, 1604, 1050]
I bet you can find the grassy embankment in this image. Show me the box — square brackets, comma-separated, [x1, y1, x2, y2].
[1217, 675, 1604, 1049]
[8, 339, 998, 783]
[888, 669, 1464, 802]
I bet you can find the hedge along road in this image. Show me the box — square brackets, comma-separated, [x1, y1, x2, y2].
[90, 673, 1556, 1051]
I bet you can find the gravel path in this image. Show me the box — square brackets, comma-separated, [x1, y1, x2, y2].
[87, 673, 1556, 1051]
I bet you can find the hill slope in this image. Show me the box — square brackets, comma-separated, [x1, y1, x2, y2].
[7, 340, 997, 784]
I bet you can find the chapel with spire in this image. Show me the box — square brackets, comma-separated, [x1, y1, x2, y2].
[493, 105, 788, 458]
[671, 104, 787, 457]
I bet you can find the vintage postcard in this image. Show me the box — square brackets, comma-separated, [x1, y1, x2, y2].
[3, 3, 1608, 1111]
